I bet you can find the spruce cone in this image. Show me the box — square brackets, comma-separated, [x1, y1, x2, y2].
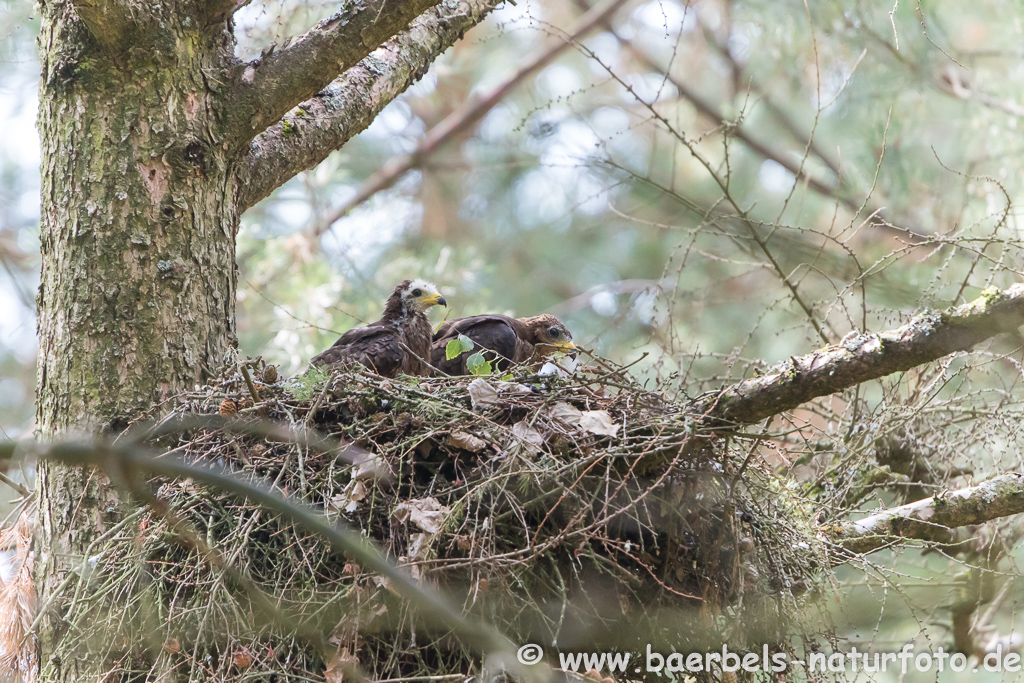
[262, 365, 278, 384]
[218, 398, 238, 418]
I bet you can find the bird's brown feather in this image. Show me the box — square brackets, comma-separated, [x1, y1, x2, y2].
[431, 313, 572, 375]
[311, 280, 438, 378]
[311, 325, 405, 377]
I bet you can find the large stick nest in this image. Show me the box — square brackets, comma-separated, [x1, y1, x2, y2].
[48, 359, 823, 682]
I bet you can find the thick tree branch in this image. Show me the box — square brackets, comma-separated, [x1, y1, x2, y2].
[310, 0, 629, 238]
[225, 0, 443, 145]
[830, 473, 1024, 556]
[238, 0, 501, 212]
[693, 284, 1024, 427]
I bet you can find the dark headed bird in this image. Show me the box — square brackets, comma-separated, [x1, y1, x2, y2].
[311, 280, 447, 377]
[430, 313, 576, 376]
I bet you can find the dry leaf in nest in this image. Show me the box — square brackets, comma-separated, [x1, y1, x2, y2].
[547, 402, 583, 425]
[393, 498, 450, 534]
[350, 480, 368, 502]
[218, 398, 238, 418]
[447, 431, 488, 453]
[511, 421, 545, 448]
[325, 650, 360, 683]
[349, 445, 384, 481]
[232, 650, 252, 669]
[329, 480, 368, 514]
[469, 379, 532, 410]
[402, 532, 440, 579]
[579, 410, 620, 437]
[162, 638, 181, 654]
[371, 574, 399, 596]
[539, 355, 578, 378]
[498, 381, 531, 392]
[467, 378, 499, 410]
[405, 533, 433, 563]
[324, 659, 344, 683]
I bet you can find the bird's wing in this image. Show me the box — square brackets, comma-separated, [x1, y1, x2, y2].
[431, 315, 526, 375]
[312, 325, 405, 378]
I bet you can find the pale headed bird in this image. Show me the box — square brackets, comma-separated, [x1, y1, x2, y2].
[312, 279, 447, 377]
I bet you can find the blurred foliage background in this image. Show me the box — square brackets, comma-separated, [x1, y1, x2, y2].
[5, 0, 1024, 679]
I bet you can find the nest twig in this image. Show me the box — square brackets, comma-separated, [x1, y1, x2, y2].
[42, 358, 821, 682]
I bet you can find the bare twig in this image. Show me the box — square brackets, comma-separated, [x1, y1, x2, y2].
[30, 439, 516, 659]
[311, 0, 629, 238]
[238, 363, 268, 419]
[0, 471, 29, 499]
[593, 8, 923, 240]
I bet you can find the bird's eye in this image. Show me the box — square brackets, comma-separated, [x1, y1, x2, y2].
[412, 288, 422, 297]
[548, 326, 560, 337]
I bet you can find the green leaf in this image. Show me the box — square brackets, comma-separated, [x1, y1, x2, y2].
[466, 352, 492, 376]
[445, 334, 475, 360]
[445, 338, 463, 361]
[500, 373, 514, 382]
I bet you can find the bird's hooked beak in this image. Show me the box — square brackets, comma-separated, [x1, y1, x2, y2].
[539, 339, 577, 358]
[422, 293, 447, 308]
[557, 340, 578, 358]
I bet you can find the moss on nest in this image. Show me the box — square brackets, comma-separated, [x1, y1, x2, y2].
[47, 359, 824, 682]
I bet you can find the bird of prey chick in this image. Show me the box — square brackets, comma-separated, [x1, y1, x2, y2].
[431, 313, 576, 376]
[311, 280, 447, 377]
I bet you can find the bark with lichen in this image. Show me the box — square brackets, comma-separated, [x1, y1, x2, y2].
[36, 5, 241, 676]
[829, 473, 1024, 556]
[692, 284, 1024, 427]
[33, 1, 501, 679]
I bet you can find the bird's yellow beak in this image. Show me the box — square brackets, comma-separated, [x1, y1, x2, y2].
[422, 293, 447, 307]
[546, 340, 577, 358]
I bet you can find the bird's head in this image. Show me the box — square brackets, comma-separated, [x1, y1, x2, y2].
[522, 314, 576, 357]
[394, 279, 447, 313]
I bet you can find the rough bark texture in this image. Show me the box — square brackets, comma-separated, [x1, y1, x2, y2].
[37, 4, 240, 436]
[692, 284, 1024, 427]
[223, 0, 440, 143]
[36, 3, 241, 678]
[831, 473, 1024, 556]
[33, 0, 499, 679]
[240, 0, 503, 211]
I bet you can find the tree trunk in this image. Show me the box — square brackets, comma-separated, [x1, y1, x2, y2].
[30, 0, 501, 678]
[35, 3, 238, 678]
